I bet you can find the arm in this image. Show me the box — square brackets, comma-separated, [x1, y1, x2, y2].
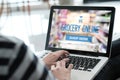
[6, 38, 55, 80]
[0, 35, 72, 80]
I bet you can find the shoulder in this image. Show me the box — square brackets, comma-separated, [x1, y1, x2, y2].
[0, 35, 26, 50]
[0, 35, 24, 45]
[0, 35, 26, 60]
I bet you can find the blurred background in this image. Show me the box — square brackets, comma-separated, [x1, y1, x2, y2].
[0, 0, 120, 53]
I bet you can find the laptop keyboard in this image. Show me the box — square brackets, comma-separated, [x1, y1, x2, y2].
[66, 56, 101, 72]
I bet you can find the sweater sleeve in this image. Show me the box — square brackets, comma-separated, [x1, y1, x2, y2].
[0, 36, 55, 80]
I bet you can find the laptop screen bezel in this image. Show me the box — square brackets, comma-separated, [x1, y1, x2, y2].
[45, 6, 115, 57]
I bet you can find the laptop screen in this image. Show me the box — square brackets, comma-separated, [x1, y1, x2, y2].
[46, 6, 115, 55]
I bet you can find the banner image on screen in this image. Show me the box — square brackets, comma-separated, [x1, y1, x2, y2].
[48, 9, 112, 53]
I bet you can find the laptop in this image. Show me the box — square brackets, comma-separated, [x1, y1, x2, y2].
[45, 6, 115, 80]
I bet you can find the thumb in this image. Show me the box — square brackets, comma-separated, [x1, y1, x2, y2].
[68, 64, 73, 71]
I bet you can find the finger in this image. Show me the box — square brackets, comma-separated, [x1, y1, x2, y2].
[54, 50, 69, 57]
[51, 65, 56, 70]
[61, 60, 66, 68]
[56, 61, 61, 67]
[62, 58, 69, 62]
[65, 53, 69, 56]
[68, 64, 73, 71]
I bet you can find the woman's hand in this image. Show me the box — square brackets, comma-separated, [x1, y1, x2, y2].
[51, 60, 73, 80]
[43, 50, 69, 69]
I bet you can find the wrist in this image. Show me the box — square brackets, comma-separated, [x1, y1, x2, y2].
[43, 59, 51, 69]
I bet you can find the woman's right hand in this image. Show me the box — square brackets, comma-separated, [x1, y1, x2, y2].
[51, 60, 73, 80]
